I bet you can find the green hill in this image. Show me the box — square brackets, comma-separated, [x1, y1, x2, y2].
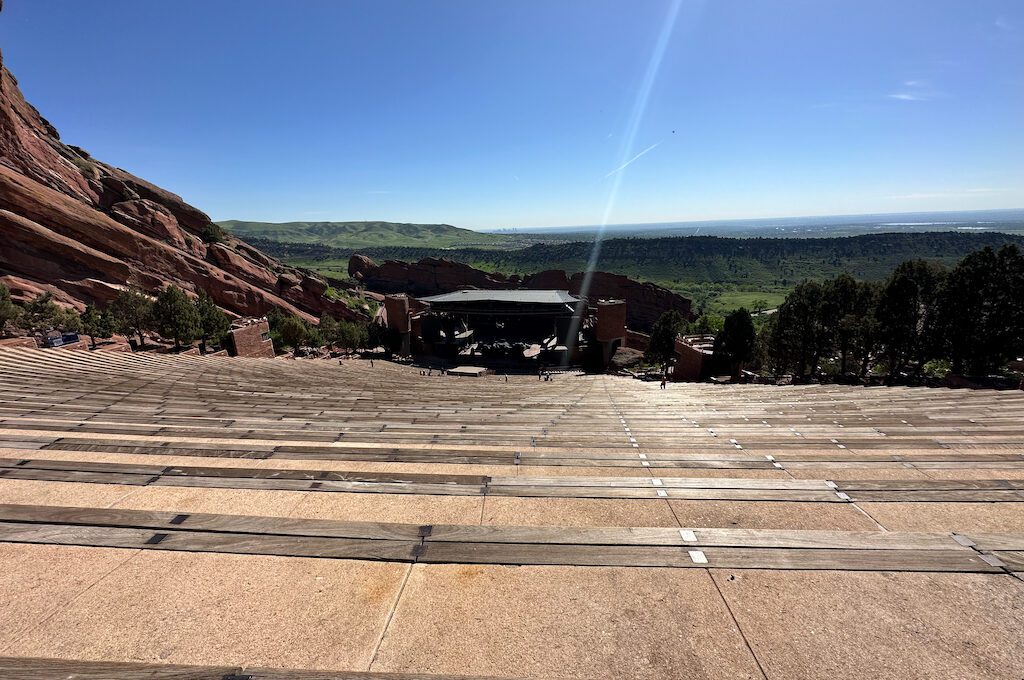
[218, 220, 510, 249]
[248, 231, 1024, 315]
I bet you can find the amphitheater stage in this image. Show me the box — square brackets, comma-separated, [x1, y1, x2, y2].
[0, 347, 1021, 679]
[448, 365, 491, 377]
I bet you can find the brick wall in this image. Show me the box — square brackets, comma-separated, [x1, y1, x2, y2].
[672, 338, 709, 381]
[229, 320, 275, 358]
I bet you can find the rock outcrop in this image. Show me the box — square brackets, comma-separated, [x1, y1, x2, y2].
[566, 271, 692, 331]
[0, 28, 359, 322]
[349, 255, 517, 295]
[349, 255, 692, 331]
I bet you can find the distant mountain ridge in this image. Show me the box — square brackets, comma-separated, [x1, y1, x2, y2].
[219, 220, 509, 249]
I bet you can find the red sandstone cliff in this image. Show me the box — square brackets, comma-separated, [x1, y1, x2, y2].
[0, 29, 359, 322]
[349, 255, 692, 331]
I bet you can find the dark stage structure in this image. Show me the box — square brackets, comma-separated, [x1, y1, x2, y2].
[381, 290, 627, 369]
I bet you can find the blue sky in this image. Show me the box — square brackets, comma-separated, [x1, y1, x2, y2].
[2, 0, 1022, 229]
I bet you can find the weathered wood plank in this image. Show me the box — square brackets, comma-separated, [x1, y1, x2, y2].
[959, 533, 1024, 551]
[0, 521, 419, 561]
[0, 468, 152, 486]
[418, 543, 998, 572]
[0, 657, 236, 679]
[248, 667, 499, 679]
[0, 505, 423, 541]
[0, 657, 496, 679]
[991, 551, 1024, 571]
[426, 525, 961, 550]
[847, 490, 1024, 502]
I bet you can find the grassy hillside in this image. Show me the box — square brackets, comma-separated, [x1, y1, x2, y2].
[219, 220, 512, 249]
[251, 232, 1024, 315]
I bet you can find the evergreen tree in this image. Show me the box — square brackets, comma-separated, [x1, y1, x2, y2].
[194, 291, 230, 354]
[0, 284, 20, 334]
[823, 274, 859, 374]
[318, 314, 340, 346]
[277, 314, 308, 351]
[81, 304, 113, 350]
[769, 281, 830, 378]
[109, 288, 154, 349]
[55, 307, 82, 333]
[996, 245, 1024, 367]
[335, 320, 369, 352]
[936, 245, 1024, 375]
[876, 260, 944, 383]
[852, 281, 881, 377]
[713, 308, 756, 381]
[645, 310, 684, 373]
[22, 293, 60, 331]
[151, 285, 201, 349]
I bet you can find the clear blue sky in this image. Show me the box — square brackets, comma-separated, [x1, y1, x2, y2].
[2, 0, 1022, 229]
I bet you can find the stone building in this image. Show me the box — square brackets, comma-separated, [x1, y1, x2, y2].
[226, 318, 275, 358]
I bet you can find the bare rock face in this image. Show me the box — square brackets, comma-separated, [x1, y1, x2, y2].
[523, 269, 570, 290]
[0, 30, 361, 323]
[349, 255, 513, 296]
[108, 199, 188, 250]
[568, 271, 692, 331]
[349, 255, 692, 331]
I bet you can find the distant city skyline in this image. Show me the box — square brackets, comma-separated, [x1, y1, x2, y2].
[1, 0, 1022, 229]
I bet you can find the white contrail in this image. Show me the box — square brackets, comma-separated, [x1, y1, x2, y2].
[602, 140, 662, 179]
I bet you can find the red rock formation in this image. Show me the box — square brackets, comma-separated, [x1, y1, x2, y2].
[0, 30, 360, 323]
[349, 255, 693, 331]
[567, 271, 692, 331]
[522, 269, 570, 290]
[349, 255, 514, 295]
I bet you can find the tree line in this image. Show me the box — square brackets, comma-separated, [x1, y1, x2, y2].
[0, 284, 231, 352]
[0, 282, 381, 356]
[644, 245, 1024, 383]
[761, 245, 1024, 382]
[264, 307, 383, 354]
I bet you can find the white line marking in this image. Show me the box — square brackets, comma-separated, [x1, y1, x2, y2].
[679, 529, 697, 542]
[688, 550, 708, 564]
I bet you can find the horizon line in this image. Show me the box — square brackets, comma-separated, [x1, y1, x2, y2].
[215, 206, 1024, 233]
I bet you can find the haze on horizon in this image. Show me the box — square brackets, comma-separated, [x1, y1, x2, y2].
[1, 0, 1022, 231]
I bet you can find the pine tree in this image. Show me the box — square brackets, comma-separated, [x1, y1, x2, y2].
[81, 304, 113, 350]
[109, 288, 154, 349]
[194, 291, 230, 354]
[278, 315, 309, 351]
[0, 284, 22, 334]
[22, 293, 60, 331]
[151, 286, 201, 349]
[713, 308, 756, 381]
[645, 310, 684, 373]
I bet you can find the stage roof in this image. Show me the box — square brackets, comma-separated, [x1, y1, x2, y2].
[418, 290, 581, 305]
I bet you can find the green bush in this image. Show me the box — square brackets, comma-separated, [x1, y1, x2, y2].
[200, 223, 227, 244]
